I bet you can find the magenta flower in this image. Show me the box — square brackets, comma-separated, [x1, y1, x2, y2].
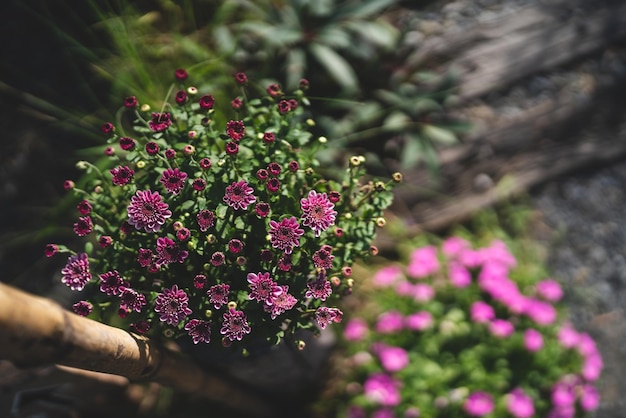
[343, 318, 368, 341]
[225, 141, 239, 155]
[267, 162, 281, 176]
[536, 278, 563, 302]
[255, 202, 271, 218]
[580, 384, 600, 411]
[61, 253, 91, 291]
[119, 287, 146, 313]
[582, 352, 603, 381]
[507, 388, 535, 418]
[174, 68, 188, 80]
[223, 180, 257, 210]
[119, 137, 136, 151]
[489, 319, 515, 338]
[226, 120, 245, 141]
[268, 216, 304, 254]
[99, 270, 127, 295]
[185, 319, 212, 344]
[300, 190, 337, 237]
[376, 310, 404, 334]
[228, 238, 244, 254]
[210, 251, 225, 266]
[470, 301, 495, 323]
[145, 141, 160, 156]
[551, 377, 577, 408]
[137, 248, 153, 267]
[160, 167, 188, 194]
[373, 265, 403, 288]
[262, 132, 275, 144]
[148, 112, 172, 132]
[263, 285, 297, 319]
[154, 285, 193, 326]
[124, 96, 138, 109]
[315, 307, 343, 329]
[448, 262, 472, 287]
[98, 235, 112, 248]
[442, 236, 470, 257]
[363, 373, 401, 407]
[155, 237, 188, 265]
[199, 157, 212, 169]
[523, 328, 544, 352]
[407, 245, 439, 278]
[220, 308, 251, 341]
[73, 216, 93, 236]
[412, 283, 435, 302]
[463, 391, 494, 416]
[44, 243, 58, 257]
[524, 298, 557, 325]
[127, 190, 172, 233]
[193, 274, 207, 289]
[557, 324, 580, 348]
[313, 247, 334, 270]
[266, 178, 281, 193]
[72, 301, 93, 317]
[247, 272, 282, 305]
[77, 200, 92, 215]
[405, 311, 433, 331]
[196, 209, 215, 232]
[206, 283, 230, 309]
[305, 273, 333, 301]
[199, 94, 214, 110]
[374, 344, 410, 373]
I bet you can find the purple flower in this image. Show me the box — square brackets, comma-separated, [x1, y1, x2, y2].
[463, 391, 494, 416]
[61, 253, 91, 291]
[176, 227, 190, 241]
[207, 283, 230, 309]
[174, 68, 188, 80]
[119, 287, 147, 313]
[268, 216, 304, 254]
[551, 377, 577, 408]
[99, 270, 127, 295]
[124, 96, 138, 109]
[405, 311, 433, 331]
[196, 209, 215, 232]
[263, 285, 297, 319]
[44, 243, 58, 257]
[220, 308, 251, 341]
[199, 157, 212, 169]
[73, 216, 93, 237]
[223, 180, 257, 210]
[146, 141, 160, 156]
[536, 278, 563, 302]
[72, 301, 93, 317]
[155, 237, 188, 265]
[313, 247, 334, 270]
[363, 373, 401, 407]
[225, 141, 239, 155]
[235, 72, 248, 84]
[507, 388, 535, 418]
[470, 301, 495, 323]
[300, 190, 337, 237]
[407, 245, 439, 279]
[376, 310, 404, 334]
[266, 178, 281, 193]
[149, 112, 172, 132]
[119, 137, 136, 151]
[305, 273, 333, 301]
[374, 344, 409, 373]
[77, 200, 92, 215]
[228, 238, 244, 254]
[160, 168, 188, 194]
[127, 190, 172, 233]
[199, 94, 215, 110]
[210, 251, 225, 266]
[315, 307, 343, 329]
[226, 120, 245, 141]
[255, 202, 271, 218]
[192, 178, 206, 191]
[343, 318, 368, 341]
[373, 266, 403, 288]
[523, 328, 544, 352]
[489, 319, 515, 338]
[175, 90, 187, 104]
[154, 285, 193, 326]
[247, 272, 283, 305]
[137, 248, 154, 267]
[185, 319, 212, 344]
[263, 132, 275, 144]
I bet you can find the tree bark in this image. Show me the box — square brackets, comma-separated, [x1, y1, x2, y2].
[0, 282, 273, 417]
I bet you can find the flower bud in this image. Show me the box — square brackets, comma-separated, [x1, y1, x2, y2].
[369, 245, 379, 256]
[206, 234, 216, 244]
[227, 301, 237, 310]
[376, 217, 387, 227]
[136, 160, 146, 169]
[296, 340, 306, 350]
[306, 119, 315, 126]
[140, 104, 151, 112]
[318, 136, 327, 143]
[76, 161, 89, 170]
[392, 172, 403, 182]
[350, 156, 361, 167]
[187, 86, 198, 95]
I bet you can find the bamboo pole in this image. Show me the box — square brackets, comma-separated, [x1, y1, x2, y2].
[0, 282, 273, 417]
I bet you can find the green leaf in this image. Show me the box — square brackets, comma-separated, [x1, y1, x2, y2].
[422, 124, 457, 145]
[382, 111, 410, 132]
[401, 134, 424, 169]
[339, 0, 398, 20]
[308, 42, 358, 91]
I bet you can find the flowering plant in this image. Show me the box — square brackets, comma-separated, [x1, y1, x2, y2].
[46, 69, 396, 351]
[338, 238, 602, 417]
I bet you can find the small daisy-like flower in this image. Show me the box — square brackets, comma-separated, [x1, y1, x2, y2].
[269, 217, 304, 254]
[235, 72, 248, 84]
[99, 270, 127, 295]
[175, 90, 187, 105]
[174, 68, 188, 80]
[137, 248, 153, 267]
[288, 99, 298, 111]
[266, 178, 281, 193]
[110, 165, 134, 186]
[315, 307, 343, 329]
[197, 209, 215, 232]
[225, 142, 239, 155]
[119, 287, 147, 313]
[73, 216, 93, 237]
[119, 137, 136, 151]
[210, 251, 225, 266]
[278, 254, 292, 271]
[207, 283, 230, 309]
[301, 190, 337, 237]
[231, 98, 243, 109]
[120, 221, 133, 234]
[256, 169, 269, 180]
[328, 191, 341, 203]
[185, 319, 212, 344]
[155, 237, 188, 265]
[277, 100, 291, 114]
[306, 272, 333, 301]
[220, 308, 251, 341]
[127, 190, 172, 233]
[288, 161, 299, 172]
[131, 321, 151, 335]
[255, 202, 270, 218]
[148, 112, 172, 132]
[267, 83, 282, 98]
[260, 249, 273, 263]
[176, 227, 190, 241]
[193, 274, 207, 289]
[72, 301, 93, 317]
[63, 180, 75, 191]
[226, 120, 245, 141]
[124, 96, 138, 109]
[299, 78, 310, 90]
[268, 162, 281, 176]
[263, 132, 275, 144]
[105, 147, 115, 156]
[44, 243, 58, 257]
[313, 248, 334, 270]
[101, 122, 115, 134]
[228, 239, 244, 254]
[199, 94, 215, 110]
[247, 272, 283, 305]
[192, 178, 206, 191]
[165, 149, 176, 159]
[154, 285, 193, 326]
[199, 158, 212, 169]
[160, 168, 188, 194]
[146, 142, 160, 156]
[223, 180, 257, 210]
[183, 145, 195, 155]
[264, 285, 297, 319]
[77, 200, 92, 215]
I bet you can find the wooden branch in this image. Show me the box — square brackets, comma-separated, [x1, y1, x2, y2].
[0, 282, 273, 417]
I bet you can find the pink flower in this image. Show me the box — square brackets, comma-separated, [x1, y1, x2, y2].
[470, 301, 495, 323]
[343, 318, 368, 341]
[395, 281, 414, 296]
[127, 190, 172, 233]
[412, 283, 435, 302]
[551, 377, 577, 408]
[305, 273, 333, 301]
[557, 324, 580, 348]
[223, 180, 257, 210]
[524, 299, 557, 325]
[154, 285, 193, 326]
[226, 120, 245, 141]
[442, 236, 470, 258]
[506, 388, 535, 418]
[61, 253, 91, 291]
[247, 272, 282, 305]
[196, 209, 215, 232]
[206, 283, 230, 309]
[184, 319, 212, 344]
[263, 285, 297, 319]
[363, 373, 401, 406]
[268, 216, 304, 254]
[523, 328, 544, 352]
[73, 216, 93, 236]
[199, 94, 215, 110]
[376, 310, 404, 334]
[300, 190, 337, 237]
[405, 311, 433, 331]
[374, 344, 409, 373]
[155, 237, 188, 265]
[406, 246, 439, 279]
[220, 308, 251, 341]
[581, 352, 603, 381]
[119, 287, 146, 313]
[315, 307, 343, 329]
[536, 278, 563, 302]
[482, 240, 517, 269]
[580, 384, 600, 411]
[160, 168, 188, 194]
[72, 301, 93, 317]
[489, 319, 514, 338]
[448, 262, 472, 287]
[463, 391, 494, 416]
[312, 247, 334, 270]
[373, 265, 403, 287]
[99, 270, 127, 295]
[148, 112, 171, 132]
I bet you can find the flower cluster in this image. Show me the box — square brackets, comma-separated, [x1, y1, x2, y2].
[48, 70, 396, 351]
[339, 238, 602, 417]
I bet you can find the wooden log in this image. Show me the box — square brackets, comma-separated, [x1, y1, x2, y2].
[0, 282, 273, 417]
